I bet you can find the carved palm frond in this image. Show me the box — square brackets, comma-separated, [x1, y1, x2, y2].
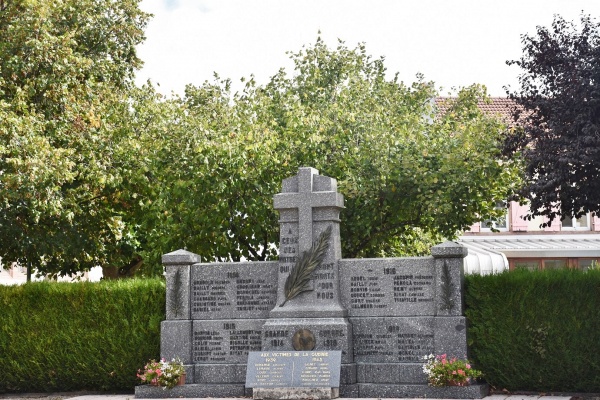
[280, 226, 332, 307]
[169, 268, 184, 317]
[439, 260, 455, 312]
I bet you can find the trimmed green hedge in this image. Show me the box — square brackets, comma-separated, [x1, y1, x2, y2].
[465, 268, 600, 392]
[2, 270, 600, 393]
[0, 278, 165, 393]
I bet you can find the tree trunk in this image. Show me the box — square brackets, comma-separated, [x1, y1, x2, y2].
[26, 263, 32, 283]
[101, 256, 144, 279]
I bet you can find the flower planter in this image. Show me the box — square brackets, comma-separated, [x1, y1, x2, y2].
[446, 379, 469, 386]
[423, 354, 482, 388]
[149, 373, 186, 387]
[138, 358, 186, 389]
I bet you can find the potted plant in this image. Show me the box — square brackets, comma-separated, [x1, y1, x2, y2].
[137, 358, 186, 389]
[422, 354, 482, 386]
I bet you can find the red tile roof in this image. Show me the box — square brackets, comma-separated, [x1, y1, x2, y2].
[435, 97, 519, 124]
[476, 97, 516, 118]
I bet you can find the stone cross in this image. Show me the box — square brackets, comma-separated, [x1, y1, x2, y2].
[271, 167, 346, 317]
[274, 167, 344, 255]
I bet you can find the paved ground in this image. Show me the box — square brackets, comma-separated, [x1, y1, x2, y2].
[70, 396, 572, 400]
[0, 394, 582, 400]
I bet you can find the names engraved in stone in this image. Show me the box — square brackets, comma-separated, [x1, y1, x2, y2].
[339, 259, 436, 316]
[390, 326, 435, 362]
[393, 273, 434, 303]
[349, 275, 386, 310]
[351, 318, 436, 363]
[193, 329, 225, 362]
[192, 279, 230, 313]
[191, 267, 276, 317]
[193, 322, 263, 363]
[235, 277, 275, 312]
[354, 330, 434, 362]
[226, 322, 263, 356]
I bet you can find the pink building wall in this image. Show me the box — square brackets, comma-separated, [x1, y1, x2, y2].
[467, 202, 600, 233]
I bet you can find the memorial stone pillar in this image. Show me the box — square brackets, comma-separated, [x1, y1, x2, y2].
[270, 166, 345, 318]
[160, 249, 201, 383]
[262, 167, 357, 396]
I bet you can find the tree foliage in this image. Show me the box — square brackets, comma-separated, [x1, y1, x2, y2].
[504, 13, 600, 223]
[135, 39, 520, 267]
[0, 0, 150, 278]
[1, 12, 521, 277]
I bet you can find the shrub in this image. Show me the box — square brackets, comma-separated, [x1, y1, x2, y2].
[0, 278, 165, 393]
[465, 268, 600, 392]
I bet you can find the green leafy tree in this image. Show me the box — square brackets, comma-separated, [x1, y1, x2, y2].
[0, 0, 150, 279]
[504, 13, 600, 224]
[137, 39, 521, 268]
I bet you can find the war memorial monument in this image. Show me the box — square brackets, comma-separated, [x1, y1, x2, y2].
[135, 167, 488, 399]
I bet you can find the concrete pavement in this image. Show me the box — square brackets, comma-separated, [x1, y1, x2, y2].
[3, 394, 576, 400]
[0, 394, 582, 400]
[73, 395, 576, 400]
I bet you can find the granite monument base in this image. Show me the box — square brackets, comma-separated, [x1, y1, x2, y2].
[339, 383, 359, 398]
[357, 363, 427, 384]
[357, 382, 489, 398]
[253, 387, 339, 400]
[195, 363, 246, 384]
[134, 383, 246, 398]
[135, 382, 488, 398]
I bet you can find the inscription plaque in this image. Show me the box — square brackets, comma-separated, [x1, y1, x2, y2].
[339, 258, 435, 317]
[351, 318, 435, 363]
[193, 319, 264, 364]
[191, 262, 277, 319]
[245, 351, 341, 388]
